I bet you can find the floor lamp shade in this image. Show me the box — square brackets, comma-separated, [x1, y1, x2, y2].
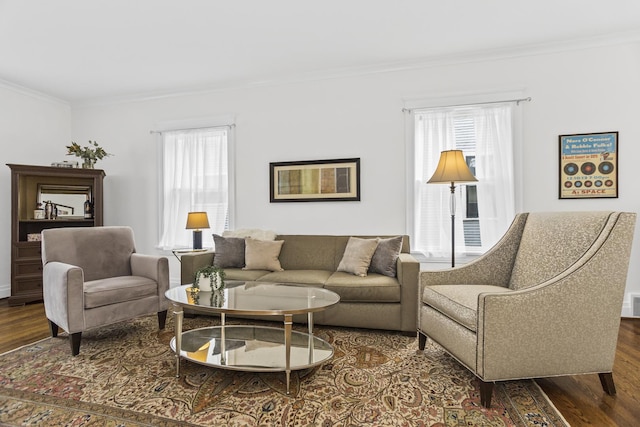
[186, 212, 210, 249]
[427, 150, 477, 267]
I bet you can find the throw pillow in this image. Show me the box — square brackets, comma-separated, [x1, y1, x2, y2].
[369, 236, 403, 277]
[243, 238, 285, 271]
[337, 237, 379, 277]
[212, 234, 246, 268]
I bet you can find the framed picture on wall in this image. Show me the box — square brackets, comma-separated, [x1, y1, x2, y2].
[559, 131, 618, 199]
[270, 158, 360, 202]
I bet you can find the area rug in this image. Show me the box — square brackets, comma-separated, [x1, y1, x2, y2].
[0, 315, 568, 426]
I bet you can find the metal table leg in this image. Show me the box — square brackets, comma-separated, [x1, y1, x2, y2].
[173, 303, 184, 378]
[284, 314, 293, 394]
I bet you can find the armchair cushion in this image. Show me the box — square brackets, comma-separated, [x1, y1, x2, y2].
[422, 284, 511, 332]
[84, 276, 159, 309]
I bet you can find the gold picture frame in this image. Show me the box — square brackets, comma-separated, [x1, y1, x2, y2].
[270, 158, 360, 202]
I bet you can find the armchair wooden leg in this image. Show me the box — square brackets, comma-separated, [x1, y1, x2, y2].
[479, 380, 494, 408]
[599, 372, 617, 395]
[49, 320, 59, 338]
[418, 332, 427, 350]
[70, 332, 82, 356]
[158, 310, 168, 330]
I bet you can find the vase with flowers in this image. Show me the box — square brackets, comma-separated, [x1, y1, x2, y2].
[66, 140, 112, 169]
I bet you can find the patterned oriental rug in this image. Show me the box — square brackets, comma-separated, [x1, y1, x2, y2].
[0, 315, 569, 427]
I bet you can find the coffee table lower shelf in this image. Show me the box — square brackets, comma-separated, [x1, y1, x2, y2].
[170, 325, 334, 391]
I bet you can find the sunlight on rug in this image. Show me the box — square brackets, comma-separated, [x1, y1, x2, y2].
[0, 315, 569, 426]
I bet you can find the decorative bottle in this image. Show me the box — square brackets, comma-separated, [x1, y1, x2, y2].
[84, 196, 93, 219]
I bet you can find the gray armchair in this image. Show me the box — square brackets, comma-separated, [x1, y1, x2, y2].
[418, 211, 636, 408]
[41, 226, 170, 356]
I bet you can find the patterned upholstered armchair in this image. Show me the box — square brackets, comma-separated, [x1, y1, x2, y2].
[41, 226, 170, 355]
[418, 211, 636, 408]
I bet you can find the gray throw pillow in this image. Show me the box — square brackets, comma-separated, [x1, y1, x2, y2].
[213, 234, 245, 268]
[369, 236, 403, 277]
[337, 237, 379, 277]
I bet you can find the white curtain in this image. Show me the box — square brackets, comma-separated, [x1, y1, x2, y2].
[158, 127, 229, 250]
[474, 104, 516, 250]
[414, 103, 515, 256]
[414, 110, 457, 257]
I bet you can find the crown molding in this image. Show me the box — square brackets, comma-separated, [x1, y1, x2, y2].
[0, 78, 70, 107]
[72, 29, 640, 108]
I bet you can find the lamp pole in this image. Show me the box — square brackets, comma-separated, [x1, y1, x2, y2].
[449, 182, 456, 268]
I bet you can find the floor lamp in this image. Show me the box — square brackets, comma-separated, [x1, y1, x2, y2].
[427, 150, 477, 268]
[186, 212, 210, 250]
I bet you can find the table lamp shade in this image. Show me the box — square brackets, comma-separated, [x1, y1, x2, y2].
[186, 212, 210, 249]
[427, 150, 478, 184]
[186, 212, 210, 230]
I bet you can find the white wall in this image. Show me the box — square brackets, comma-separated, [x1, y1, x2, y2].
[3, 40, 639, 315]
[0, 83, 72, 298]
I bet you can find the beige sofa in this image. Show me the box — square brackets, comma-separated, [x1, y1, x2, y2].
[180, 234, 420, 334]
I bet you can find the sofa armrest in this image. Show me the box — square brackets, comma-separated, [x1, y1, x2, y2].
[180, 251, 215, 284]
[396, 252, 420, 332]
[43, 261, 84, 333]
[131, 254, 170, 309]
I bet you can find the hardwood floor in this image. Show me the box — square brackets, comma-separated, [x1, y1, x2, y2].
[0, 298, 638, 426]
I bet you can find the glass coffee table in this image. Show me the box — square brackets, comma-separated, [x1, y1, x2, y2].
[165, 281, 340, 393]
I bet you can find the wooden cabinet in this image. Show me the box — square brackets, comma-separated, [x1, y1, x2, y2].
[7, 164, 105, 306]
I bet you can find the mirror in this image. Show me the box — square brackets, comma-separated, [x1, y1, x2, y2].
[38, 184, 92, 218]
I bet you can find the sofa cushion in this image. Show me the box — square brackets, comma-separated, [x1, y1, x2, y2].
[325, 272, 400, 302]
[243, 238, 284, 271]
[222, 268, 270, 281]
[259, 270, 332, 286]
[337, 237, 379, 277]
[84, 276, 158, 309]
[369, 236, 403, 277]
[422, 284, 511, 332]
[213, 234, 245, 268]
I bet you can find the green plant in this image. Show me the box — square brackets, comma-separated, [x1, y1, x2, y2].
[194, 265, 226, 290]
[66, 140, 112, 167]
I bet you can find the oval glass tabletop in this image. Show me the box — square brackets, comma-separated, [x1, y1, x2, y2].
[165, 282, 340, 316]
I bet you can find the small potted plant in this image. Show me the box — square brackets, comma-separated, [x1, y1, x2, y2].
[66, 140, 112, 169]
[194, 265, 226, 292]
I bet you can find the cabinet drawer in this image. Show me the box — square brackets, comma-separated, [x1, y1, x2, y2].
[15, 244, 42, 259]
[14, 261, 43, 276]
[14, 277, 43, 293]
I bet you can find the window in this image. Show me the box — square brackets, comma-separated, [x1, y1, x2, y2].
[157, 126, 233, 249]
[412, 103, 516, 258]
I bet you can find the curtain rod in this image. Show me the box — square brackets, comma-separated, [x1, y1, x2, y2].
[402, 96, 532, 113]
[150, 123, 235, 134]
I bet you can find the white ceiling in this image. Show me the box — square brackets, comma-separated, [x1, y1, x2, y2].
[2, 0, 640, 103]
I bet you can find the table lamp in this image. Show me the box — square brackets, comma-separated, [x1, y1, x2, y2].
[427, 150, 477, 267]
[186, 211, 210, 249]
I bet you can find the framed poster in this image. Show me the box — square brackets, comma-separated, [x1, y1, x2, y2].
[270, 158, 360, 202]
[559, 132, 618, 199]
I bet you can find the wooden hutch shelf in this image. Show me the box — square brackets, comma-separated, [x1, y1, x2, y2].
[7, 164, 105, 306]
